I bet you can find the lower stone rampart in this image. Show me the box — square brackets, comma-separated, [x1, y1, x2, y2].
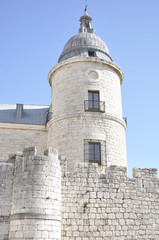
[61, 162, 159, 240]
[0, 148, 159, 240]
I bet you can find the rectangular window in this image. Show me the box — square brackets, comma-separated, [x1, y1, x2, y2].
[88, 91, 99, 111]
[84, 139, 106, 166]
[89, 142, 101, 164]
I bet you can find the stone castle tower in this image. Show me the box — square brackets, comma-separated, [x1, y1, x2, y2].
[47, 11, 127, 170]
[0, 10, 159, 240]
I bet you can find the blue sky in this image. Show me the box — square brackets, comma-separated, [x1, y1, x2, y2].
[0, 0, 159, 176]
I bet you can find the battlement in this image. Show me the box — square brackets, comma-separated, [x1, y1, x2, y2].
[61, 161, 159, 240]
[0, 147, 62, 240]
[61, 159, 159, 182]
[0, 148, 159, 239]
[133, 167, 158, 179]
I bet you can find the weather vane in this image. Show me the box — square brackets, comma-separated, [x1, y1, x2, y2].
[85, 0, 88, 12]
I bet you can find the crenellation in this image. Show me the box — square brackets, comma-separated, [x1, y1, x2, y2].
[23, 146, 37, 156]
[61, 161, 159, 239]
[133, 167, 158, 179]
[5, 147, 61, 240]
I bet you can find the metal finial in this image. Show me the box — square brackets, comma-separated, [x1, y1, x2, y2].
[85, 0, 88, 12]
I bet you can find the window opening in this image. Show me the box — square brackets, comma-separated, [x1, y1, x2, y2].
[89, 142, 101, 164]
[88, 91, 99, 110]
[84, 139, 106, 166]
[88, 51, 95, 57]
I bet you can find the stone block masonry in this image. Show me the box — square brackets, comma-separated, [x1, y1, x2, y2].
[9, 147, 61, 240]
[61, 162, 159, 240]
[0, 163, 14, 240]
[0, 124, 47, 162]
[48, 58, 127, 170]
[0, 147, 61, 240]
[0, 147, 159, 239]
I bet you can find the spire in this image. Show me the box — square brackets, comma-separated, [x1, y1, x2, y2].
[85, 0, 88, 13]
[78, 7, 96, 34]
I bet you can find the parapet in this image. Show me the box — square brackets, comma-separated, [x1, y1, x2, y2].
[61, 160, 159, 190]
[0, 147, 159, 240]
[133, 167, 158, 179]
[61, 161, 159, 240]
[23, 146, 37, 156]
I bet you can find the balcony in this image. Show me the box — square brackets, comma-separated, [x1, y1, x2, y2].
[84, 100, 105, 112]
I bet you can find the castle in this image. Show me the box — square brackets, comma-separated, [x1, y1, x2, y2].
[0, 10, 159, 240]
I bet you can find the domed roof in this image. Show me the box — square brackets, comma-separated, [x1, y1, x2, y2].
[58, 12, 112, 63]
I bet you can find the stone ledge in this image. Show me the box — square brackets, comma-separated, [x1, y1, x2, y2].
[47, 113, 126, 130]
[10, 213, 61, 221]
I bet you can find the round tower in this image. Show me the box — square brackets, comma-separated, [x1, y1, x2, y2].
[9, 148, 61, 240]
[47, 11, 127, 170]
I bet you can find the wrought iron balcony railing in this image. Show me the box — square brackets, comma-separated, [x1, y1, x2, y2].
[123, 117, 127, 126]
[84, 100, 105, 112]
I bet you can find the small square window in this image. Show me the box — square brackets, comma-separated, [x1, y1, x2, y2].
[88, 51, 95, 57]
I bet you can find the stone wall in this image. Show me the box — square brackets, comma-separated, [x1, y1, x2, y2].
[61, 162, 159, 240]
[0, 124, 47, 162]
[1, 148, 159, 240]
[0, 163, 14, 240]
[48, 115, 126, 170]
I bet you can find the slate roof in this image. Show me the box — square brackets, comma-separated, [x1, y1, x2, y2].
[0, 104, 49, 126]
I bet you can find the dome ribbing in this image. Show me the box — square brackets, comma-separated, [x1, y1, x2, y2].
[58, 12, 112, 63]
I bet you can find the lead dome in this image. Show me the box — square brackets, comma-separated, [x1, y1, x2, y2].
[58, 11, 112, 63]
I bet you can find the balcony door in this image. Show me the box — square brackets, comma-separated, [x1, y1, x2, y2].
[88, 91, 99, 111]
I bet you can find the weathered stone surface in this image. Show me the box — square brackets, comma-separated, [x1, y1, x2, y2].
[0, 163, 14, 240]
[61, 162, 159, 240]
[8, 148, 61, 240]
[0, 124, 47, 162]
[0, 149, 159, 240]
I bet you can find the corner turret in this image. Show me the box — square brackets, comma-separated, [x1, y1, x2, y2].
[48, 12, 127, 170]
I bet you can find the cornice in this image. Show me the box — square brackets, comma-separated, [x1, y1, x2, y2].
[0, 122, 47, 132]
[48, 57, 124, 86]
